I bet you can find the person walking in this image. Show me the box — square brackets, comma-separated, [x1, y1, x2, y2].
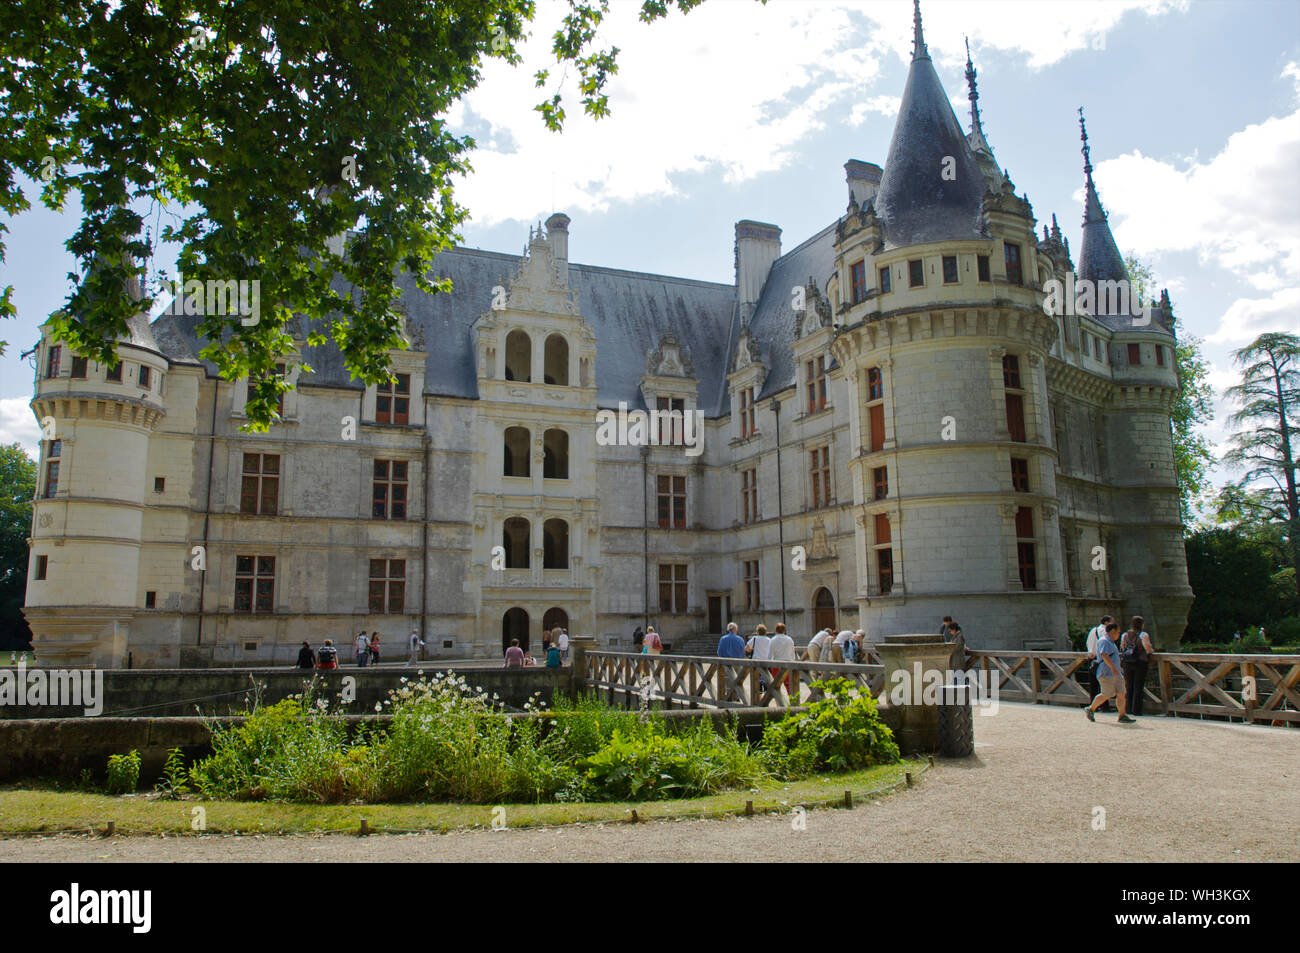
[831, 629, 854, 663]
[354, 631, 370, 667]
[557, 628, 570, 664]
[717, 622, 745, 659]
[1086, 622, 1134, 723]
[296, 641, 315, 669]
[1120, 616, 1154, 716]
[316, 639, 338, 670]
[1085, 615, 1113, 712]
[505, 638, 525, 668]
[642, 628, 663, 655]
[769, 622, 796, 697]
[369, 632, 381, 666]
[632, 626, 644, 652]
[406, 629, 425, 667]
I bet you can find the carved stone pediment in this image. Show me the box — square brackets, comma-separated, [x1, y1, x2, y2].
[794, 277, 833, 339]
[732, 325, 763, 373]
[646, 333, 694, 378]
[501, 226, 579, 316]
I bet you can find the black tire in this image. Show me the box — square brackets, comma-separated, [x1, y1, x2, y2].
[939, 700, 975, 757]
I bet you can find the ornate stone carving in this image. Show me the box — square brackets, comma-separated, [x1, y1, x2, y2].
[793, 277, 833, 339]
[646, 333, 695, 378]
[732, 326, 762, 372]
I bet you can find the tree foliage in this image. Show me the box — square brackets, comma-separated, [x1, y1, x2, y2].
[1124, 256, 1214, 524]
[0, 0, 704, 428]
[0, 443, 36, 649]
[1218, 331, 1300, 610]
[1183, 527, 1293, 643]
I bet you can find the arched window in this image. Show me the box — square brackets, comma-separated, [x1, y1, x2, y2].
[543, 429, 569, 479]
[503, 517, 530, 568]
[504, 426, 531, 477]
[543, 518, 569, 569]
[542, 607, 568, 636]
[544, 334, 569, 385]
[505, 330, 532, 382]
[502, 607, 529, 652]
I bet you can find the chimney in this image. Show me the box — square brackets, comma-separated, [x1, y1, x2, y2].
[734, 220, 782, 314]
[546, 212, 571, 264]
[845, 160, 883, 208]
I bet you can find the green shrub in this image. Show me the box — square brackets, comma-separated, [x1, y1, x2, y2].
[105, 749, 141, 795]
[1067, 620, 1090, 653]
[762, 678, 899, 778]
[579, 721, 766, 801]
[154, 747, 190, 798]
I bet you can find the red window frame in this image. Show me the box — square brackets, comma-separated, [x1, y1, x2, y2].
[240, 453, 280, 515]
[377, 374, 411, 424]
[658, 563, 688, 614]
[741, 468, 758, 524]
[850, 261, 867, 303]
[806, 357, 828, 413]
[372, 459, 408, 520]
[657, 475, 686, 529]
[810, 447, 831, 508]
[234, 555, 275, 613]
[368, 559, 406, 614]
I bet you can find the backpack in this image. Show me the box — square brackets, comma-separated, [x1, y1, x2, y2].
[1122, 631, 1148, 661]
[318, 645, 337, 664]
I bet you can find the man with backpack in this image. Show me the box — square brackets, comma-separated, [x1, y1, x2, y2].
[1085, 615, 1113, 711]
[1120, 616, 1154, 716]
[354, 630, 370, 667]
[316, 639, 338, 670]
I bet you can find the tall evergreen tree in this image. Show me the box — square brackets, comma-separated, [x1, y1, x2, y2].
[0, 443, 36, 649]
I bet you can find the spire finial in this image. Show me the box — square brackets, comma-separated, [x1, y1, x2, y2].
[912, 0, 928, 60]
[964, 37, 984, 136]
[1079, 106, 1094, 187]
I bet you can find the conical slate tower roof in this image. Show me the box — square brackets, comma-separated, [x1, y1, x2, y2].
[1076, 108, 1128, 287]
[874, 2, 986, 249]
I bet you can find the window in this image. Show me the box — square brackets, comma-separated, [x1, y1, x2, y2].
[45, 346, 61, 379]
[942, 256, 958, 284]
[139, 365, 152, 390]
[1081, 330, 1091, 357]
[503, 426, 530, 477]
[873, 465, 888, 500]
[145, 591, 157, 608]
[810, 447, 831, 508]
[659, 564, 688, 614]
[1003, 354, 1026, 443]
[239, 453, 280, 515]
[106, 362, 123, 383]
[35, 554, 48, 580]
[908, 259, 924, 288]
[806, 357, 828, 413]
[743, 559, 760, 610]
[71, 356, 87, 379]
[740, 387, 757, 439]
[368, 559, 405, 614]
[657, 475, 687, 529]
[874, 514, 892, 595]
[654, 397, 685, 445]
[1015, 507, 1036, 590]
[977, 255, 991, 283]
[543, 428, 570, 477]
[43, 440, 61, 498]
[741, 468, 758, 524]
[1155, 345, 1165, 367]
[1004, 243, 1022, 285]
[1010, 458, 1029, 492]
[505, 330, 531, 382]
[543, 518, 569, 569]
[376, 374, 410, 424]
[372, 459, 408, 520]
[234, 555, 275, 613]
[879, 266, 891, 294]
[1095, 336, 1105, 362]
[503, 517, 530, 568]
[154, 477, 166, 493]
[1127, 343, 1141, 365]
[850, 261, 867, 304]
[544, 334, 569, 385]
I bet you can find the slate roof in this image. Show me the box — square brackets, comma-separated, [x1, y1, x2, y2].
[151, 246, 738, 415]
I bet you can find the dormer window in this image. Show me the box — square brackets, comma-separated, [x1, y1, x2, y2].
[806, 356, 828, 413]
[544, 334, 569, 385]
[376, 374, 410, 424]
[247, 364, 285, 416]
[740, 387, 757, 439]
[505, 330, 531, 382]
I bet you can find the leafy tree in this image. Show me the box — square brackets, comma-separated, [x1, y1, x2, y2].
[1220, 331, 1300, 610]
[1182, 527, 1292, 643]
[1124, 256, 1215, 523]
[0, 443, 36, 650]
[0, 0, 705, 427]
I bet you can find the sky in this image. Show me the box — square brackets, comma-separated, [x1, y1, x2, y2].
[2, 0, 1298, 517]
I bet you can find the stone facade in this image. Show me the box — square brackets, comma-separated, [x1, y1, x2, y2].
[22, 5, 1192, 667]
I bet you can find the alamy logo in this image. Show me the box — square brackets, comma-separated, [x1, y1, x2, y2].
[886, 663, 1000, 716]
[1041, 274, 1152, 326]
[163, 272, 261, 326]
[49, 884, 151, 933]
[0, 660, 103, 716]
[595, 401, 705, 458]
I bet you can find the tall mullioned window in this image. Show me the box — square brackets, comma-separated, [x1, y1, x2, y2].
[234, 555, 275, 613]
[368, 559, 405, 614]
[850, 261, 867, 303]
[1015, 507, 1037, 590]
[1003, 355, 1027, 443]
[867, 366, 885, 453]
[741, 468, 758, 524]
[659, 564, 688, 614]
[45, 346, 61, 379]
[740, 387, 757, 439]
[43, 440, 61, 498]
[874, 514, 892, 595]
[879, 266, 891, 294]
[240, 453, 280, 515]
[1004, 243, 1022, 285]
[376, 374, 410, 424]
[942, 255, 958, 284]
[743, 559, 760, 610]
[372, 459, 408, 520]
[810, 447, 831, 509]
[806, 356, 828, 413]
[657, 475, 686, 529]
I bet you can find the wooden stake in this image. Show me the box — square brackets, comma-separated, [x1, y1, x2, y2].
[104, 821, 115, 837]
[905, 772, 913, 787]
[744, 800, 754, 816]
[844, 790, 853, 809]
[359, 818, 370, 836]
[928, 755, 935, 767]
[630, 810, 638, 824]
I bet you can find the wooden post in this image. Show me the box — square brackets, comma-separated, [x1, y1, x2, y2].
[744, 800, 754, 817]
[844, 790, 853, 808]
[1030, 655, 1042, 704]
[905, 772, 913, 787]
[104, 821, 115, 837]
[1158, 657, 1173, 716]
[359, 818, 371, 836]
[1241, 661, 1257, 724]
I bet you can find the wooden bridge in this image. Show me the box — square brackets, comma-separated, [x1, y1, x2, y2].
[579, 647, 1300, 727]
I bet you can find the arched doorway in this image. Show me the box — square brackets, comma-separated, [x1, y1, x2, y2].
[542, 607, 568, 640]
[812, 587, 836, 634]
[502, 607, 529, 652]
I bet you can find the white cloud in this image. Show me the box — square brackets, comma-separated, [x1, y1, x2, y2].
[1206, 286, 1300, 345]
[449, 0, 1184, 226]
[0, 398, 39, 459]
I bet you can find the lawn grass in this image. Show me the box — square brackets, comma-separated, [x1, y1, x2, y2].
[0, 759, 925, 836]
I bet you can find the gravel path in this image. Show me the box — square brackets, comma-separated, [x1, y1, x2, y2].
[2, 702, 1295, 862]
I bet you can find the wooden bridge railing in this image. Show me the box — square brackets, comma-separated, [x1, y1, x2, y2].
[963, 649, 1300, 726]
[583, 651, 884, 710]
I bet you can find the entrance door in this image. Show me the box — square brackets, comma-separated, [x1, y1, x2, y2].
[502, 607, 529, 652]
[707, 596, 722, 634]
[812, 588, 836, 634]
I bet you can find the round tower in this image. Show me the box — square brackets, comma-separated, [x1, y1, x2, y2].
[24, 281, 168, 668]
